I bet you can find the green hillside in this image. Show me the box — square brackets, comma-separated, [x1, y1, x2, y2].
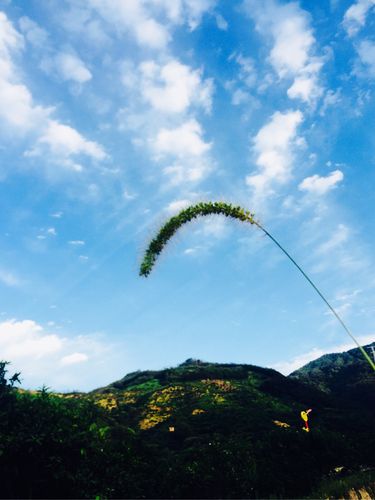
[0, 348, 374, 499]
[290, 342, 375, 411]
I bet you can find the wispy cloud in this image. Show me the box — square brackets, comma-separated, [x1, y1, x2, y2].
[68, 240, 85, 246]
[356, 39, 375, 78]
[343, 0, 375, 37]
[316, 223, 349, 255]
[50, 211, 63, 218]
[0, 269, 22, 287]
[18, 15, 49, 48]
[151, 119, 212, 185]
[165, 199, 191, 214]
[0, 12, 52, 132]
[0, 12, 107, 175]
[42, 51, 92, 84]
[138, 59, 213, 114]
[152, 120, 211, 158]
[60, 352, 88, 366]
[0, 318, 118, 391]
[118, 52, 215, 188]
[299, 170, 344, 195]
[25, 120, 107, 171]
[215, 12, 228, 31]
[244, 0, 323, 104]
[86, 0, 169, 49]
[246, 109, 303, 198]
[273, 333, 375, 374]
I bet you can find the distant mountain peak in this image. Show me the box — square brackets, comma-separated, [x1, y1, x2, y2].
[179, 358, 206, 367]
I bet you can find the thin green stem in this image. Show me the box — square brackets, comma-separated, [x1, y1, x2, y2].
[140, 202, 374, 371]
[254, 222, 375, 371]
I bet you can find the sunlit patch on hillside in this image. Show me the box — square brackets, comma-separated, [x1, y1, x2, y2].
[273, 420, 290, 428]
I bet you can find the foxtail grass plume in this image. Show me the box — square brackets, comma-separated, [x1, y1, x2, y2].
[140, 202, 375, 372]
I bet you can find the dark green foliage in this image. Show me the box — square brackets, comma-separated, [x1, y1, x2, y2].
[1, 351, 374, 499]
[0, 365, 138, 499]
[140, 202, 255, 276]
[290, 342, 375, 409]
[308, 469, 375, 499]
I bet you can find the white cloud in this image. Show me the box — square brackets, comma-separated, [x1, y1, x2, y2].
[60, 352, 88, 366]
[0, 12, 106, 175]
[39, 121, 105, 159]
[0, 318, 119, 391]
[299, 170, 344, 195]
[316, 223, 349, 255]
[152, 0, 218, 30]
[87, 0, 170, 49]
[69, 240, 85, 246]
[287, 69, 322, 103]
[229, 52, 257, 89]
[58, 4, 111, 47]
[166, 199, 191, 213]
[356, 39, 375, 77]
[162, 161, 211, 184]
[0, 269, 21, 287]
[18, 16, 49, 48]
[199, 216, 230, 239]
[331, 289, 362, 318]
[26, 120, 107, 168]
[0, 11, 24, 56]
[152, 119, 211, 158]
[150, 0, 183, 23]
[343, 0, 375, 37]
[119, 57, 214, 186]
[231, 88, 251, 106]
[184, 248, 194, 254]
[244, 0, 323, 104]
[0, 13, 51, 132]
[0, 80, 51, 131]
[19, 18, 91, 85]
[246, 110, 303, 196]
[269, 10, 314, 77]
[273, 334, 375, 374]
[55, 52, 92, 83]
[139, 59, 213, 113]
[0, 319, 63, 360]
[123, 189, 137, 200]
[179, 0, 217, 30]
[70, 0, 217, 52]
[136, 17, 170, 48]
[152, 120, 212, 184]
[319, 89, 341, 116]
[215, 13, 228, 30]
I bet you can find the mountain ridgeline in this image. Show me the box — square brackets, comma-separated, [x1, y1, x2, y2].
[290, 343, 375, 411]
[0, 344, 374, 499]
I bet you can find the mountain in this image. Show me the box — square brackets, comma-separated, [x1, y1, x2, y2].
[1, 348, 374, 499]
[289, 341, 375, 411]
[86, 354, 374, 498]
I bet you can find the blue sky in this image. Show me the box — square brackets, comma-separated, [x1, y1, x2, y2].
[1, 0, 375, 391]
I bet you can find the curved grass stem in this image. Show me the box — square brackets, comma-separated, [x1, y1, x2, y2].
[254, 222, 375, 371]
[140, 202, 375, 372]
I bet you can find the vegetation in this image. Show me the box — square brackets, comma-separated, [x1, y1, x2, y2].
[140, 201, 375, 371]
[139, 202, 255, 277]
[0, 348, 374, 499]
